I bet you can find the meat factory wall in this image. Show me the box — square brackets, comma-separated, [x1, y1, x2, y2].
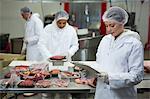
[0, 0, 149, 45]
[1, 0, 64, 39]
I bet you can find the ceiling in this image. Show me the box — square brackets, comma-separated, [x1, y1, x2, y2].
[2, 0, 150, 3]
[3, 0, 107, 3]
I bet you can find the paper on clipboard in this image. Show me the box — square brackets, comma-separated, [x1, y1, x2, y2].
[71, 61, 105, 73]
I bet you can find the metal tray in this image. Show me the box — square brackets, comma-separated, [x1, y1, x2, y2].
[0, 82, 95, 93]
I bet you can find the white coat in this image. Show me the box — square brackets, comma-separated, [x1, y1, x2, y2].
[22, 13, 43, 61]
[38, 20, 79, 60]
[95, 29, 144, 99]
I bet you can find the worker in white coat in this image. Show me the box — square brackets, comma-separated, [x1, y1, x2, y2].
[20, 7, 43, 61]
[38, 10, 79, 61]
[38, 11, 78, 99]
[95, 6, 144, 99]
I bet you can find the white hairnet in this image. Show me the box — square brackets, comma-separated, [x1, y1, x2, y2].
[55, 11, 69, 21]
[102, 6, 128, 25]
[20, 6, 32, 13]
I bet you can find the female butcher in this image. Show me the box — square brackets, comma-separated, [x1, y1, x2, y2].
[38, 10, 79, 99]
[38, 10, 79, 61]
[95, 6, 144, 99]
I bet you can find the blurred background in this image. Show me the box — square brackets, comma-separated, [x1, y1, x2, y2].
[0, 0, 150, 61]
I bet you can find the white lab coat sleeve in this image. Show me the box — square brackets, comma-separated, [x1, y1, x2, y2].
[38, 30, 52, 60]
[96, 43, 102, 64]
[108, 43, 144, 89]
[68, 30, 79, 56]
[26, 19, 43, 45]
[21, 41, 27, 53]
[96, 36, 106, 64]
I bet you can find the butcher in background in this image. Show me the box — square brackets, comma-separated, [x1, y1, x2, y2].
[38, 10, 79, 62]
[38, 10, 79, 99]
[20, 6, 43, 61]
[20, 6, 44, 97]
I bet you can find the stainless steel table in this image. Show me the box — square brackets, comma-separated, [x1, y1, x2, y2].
[0, 61, 150, 99]
[0, 82, 95, 93]
[0, 81, 95, 99]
